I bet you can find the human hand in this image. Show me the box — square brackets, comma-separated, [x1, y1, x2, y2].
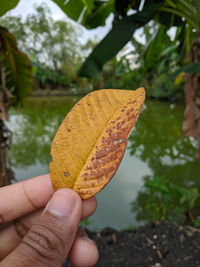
[0, 174, 98, 267]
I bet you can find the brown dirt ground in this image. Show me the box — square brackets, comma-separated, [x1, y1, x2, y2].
[63, 222, 200, 267]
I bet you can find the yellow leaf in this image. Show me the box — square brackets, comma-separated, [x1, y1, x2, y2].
[50, 88, 145, 199]
[175, 72, 185, 85]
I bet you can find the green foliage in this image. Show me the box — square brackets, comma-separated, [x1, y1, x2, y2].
[0, 0, 20, 17]
[83, 0, 114, 29]
[52, 0, 114, 28]
[31, 61, 71, 89]
[53, 0, 95, 24]
[78, 3, 159, 77]
[179, 187, 200, 210]
[144, 24, 170, 72]
[93, 21, 184, 101]
[0, 26, 32, 105]
[0, 4, 96, 91]
[132, 176, 200, 224]
[0, 4, 83, 70]
[80, 218, 92, 227]
[136, 23, 184, 100]
[53, 0, 169, 77]
[160, 0, 200, 31]
[56, 0, 200, 78]
[175, 62, 200, 76]
[148, 72, 183, 101]
[94, 56, 144, 90]
[194, 218, 200, 228]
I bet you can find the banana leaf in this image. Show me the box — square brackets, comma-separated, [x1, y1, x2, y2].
[0, 27, 32, 105]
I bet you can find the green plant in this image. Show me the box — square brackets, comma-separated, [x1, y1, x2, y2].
[0, 4, 97, 92]
[0, 27, 32, 107]
[57, 0, 200, 157]
[80, 218, 92, 227]
[194, 218, 200, 228]
[132, 176, 200, 224]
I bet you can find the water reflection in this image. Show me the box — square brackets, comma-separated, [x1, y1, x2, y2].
[7, 97, 80, 174]
[6, 98, 200, 229]
[128, 100, 200, 223]
[128, 100, 199, 187]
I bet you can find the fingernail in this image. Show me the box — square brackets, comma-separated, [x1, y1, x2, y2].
[44, 189, 75, 218]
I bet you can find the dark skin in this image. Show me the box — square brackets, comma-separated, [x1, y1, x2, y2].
[0, 174, 99, 267]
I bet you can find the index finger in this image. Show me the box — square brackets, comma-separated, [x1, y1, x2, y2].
[0, 174, 55, 223]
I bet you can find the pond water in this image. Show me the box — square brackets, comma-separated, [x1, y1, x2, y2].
[6, 96, 200, 230]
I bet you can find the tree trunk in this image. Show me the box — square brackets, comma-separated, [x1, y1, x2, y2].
[0, 119, 14, 186]
[183, 32, 200, 159]
[0, 58, 14, 186]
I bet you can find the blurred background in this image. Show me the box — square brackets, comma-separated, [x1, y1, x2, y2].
[0, 0, 200, 230]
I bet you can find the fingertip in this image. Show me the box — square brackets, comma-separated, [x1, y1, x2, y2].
[44, 188, 82, 218]
[69, 235, 99, 267]
[82, 196, 97, 219]
[56, 188, 82, 206]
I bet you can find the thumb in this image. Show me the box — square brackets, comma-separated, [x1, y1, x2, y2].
[2, 189, 82, 267]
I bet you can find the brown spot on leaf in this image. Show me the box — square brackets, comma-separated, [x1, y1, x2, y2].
[126, 108, 134, 116]
[106, 128, 113, 135]
[88, 164, 119, 181]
